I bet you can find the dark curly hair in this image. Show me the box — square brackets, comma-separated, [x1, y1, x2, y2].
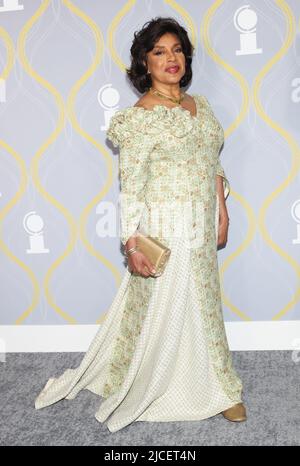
[126, 16, 195, 94]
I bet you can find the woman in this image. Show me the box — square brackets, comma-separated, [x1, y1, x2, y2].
[35, 16, 246, 432]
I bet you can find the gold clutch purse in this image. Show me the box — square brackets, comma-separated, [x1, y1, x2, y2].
[135, 230, 171, 277]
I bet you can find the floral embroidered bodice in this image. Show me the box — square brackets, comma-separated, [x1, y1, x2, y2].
[107, 94, 230, 246]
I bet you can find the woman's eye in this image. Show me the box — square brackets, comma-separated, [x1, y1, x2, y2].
[154, 48, 182, 55]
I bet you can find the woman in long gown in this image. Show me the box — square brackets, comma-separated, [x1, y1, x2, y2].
[34, 17, 246, 433]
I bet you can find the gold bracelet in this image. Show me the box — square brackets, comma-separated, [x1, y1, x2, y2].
[124, 247, 138, 257]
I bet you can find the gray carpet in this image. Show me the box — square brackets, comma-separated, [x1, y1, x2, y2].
[0, 351, 299, 446]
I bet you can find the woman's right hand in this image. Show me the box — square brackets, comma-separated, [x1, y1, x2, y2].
[128, 251, 156, 277]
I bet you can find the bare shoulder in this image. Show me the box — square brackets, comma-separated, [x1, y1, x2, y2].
[183, 92, 195, 102]
[181, 92, 199, 116]
[184, 92, 202, 104]
[133, 93, 157, 110]
[133, 91, 199, 114]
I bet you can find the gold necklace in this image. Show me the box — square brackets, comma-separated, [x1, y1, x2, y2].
[149, 86, 185, 105]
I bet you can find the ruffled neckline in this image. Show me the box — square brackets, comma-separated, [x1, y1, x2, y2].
[131, 93, 200, 120]
[111, 94, 203, 139]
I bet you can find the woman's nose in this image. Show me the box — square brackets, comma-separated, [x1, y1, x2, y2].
[166, 51, 176, 60]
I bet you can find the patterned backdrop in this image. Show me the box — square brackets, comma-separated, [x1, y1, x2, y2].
[0, 0, 299, 331]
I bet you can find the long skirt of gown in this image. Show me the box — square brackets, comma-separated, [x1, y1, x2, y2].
[34, 198, 243, 433]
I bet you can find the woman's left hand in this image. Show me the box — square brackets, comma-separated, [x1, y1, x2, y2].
[217, 210, 229, 247]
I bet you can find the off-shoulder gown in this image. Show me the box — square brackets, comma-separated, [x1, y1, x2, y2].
[34, 94, 243, 433]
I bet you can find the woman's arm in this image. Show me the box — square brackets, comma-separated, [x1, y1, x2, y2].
[118, 133, 151, 248]
[117, 134, 157, 276]
[215, 157, 230, 246]
[107, 112, 156, 276]
[216, 174, 229, 221]
[107, 113, 153, 247]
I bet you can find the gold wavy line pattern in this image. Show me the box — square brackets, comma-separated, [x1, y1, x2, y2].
[17, 0, 78, 324]
[1, 1, 299, 325]
[0, 27, 40, 325]
[255, 0, 300, 320]
[62, 0, 122, 326]
[0, 27, 14, 80]
[107, 0, 137, 72]
[165, 0, 197, 47]
[201, 0, 253, 320]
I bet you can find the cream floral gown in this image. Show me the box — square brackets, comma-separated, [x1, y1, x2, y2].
[34, 94, 243, 433]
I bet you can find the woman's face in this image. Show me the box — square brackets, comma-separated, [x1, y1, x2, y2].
[144, 32, 186, 87]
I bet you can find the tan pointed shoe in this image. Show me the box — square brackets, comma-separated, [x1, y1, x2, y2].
[222, 402, 247, 422]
